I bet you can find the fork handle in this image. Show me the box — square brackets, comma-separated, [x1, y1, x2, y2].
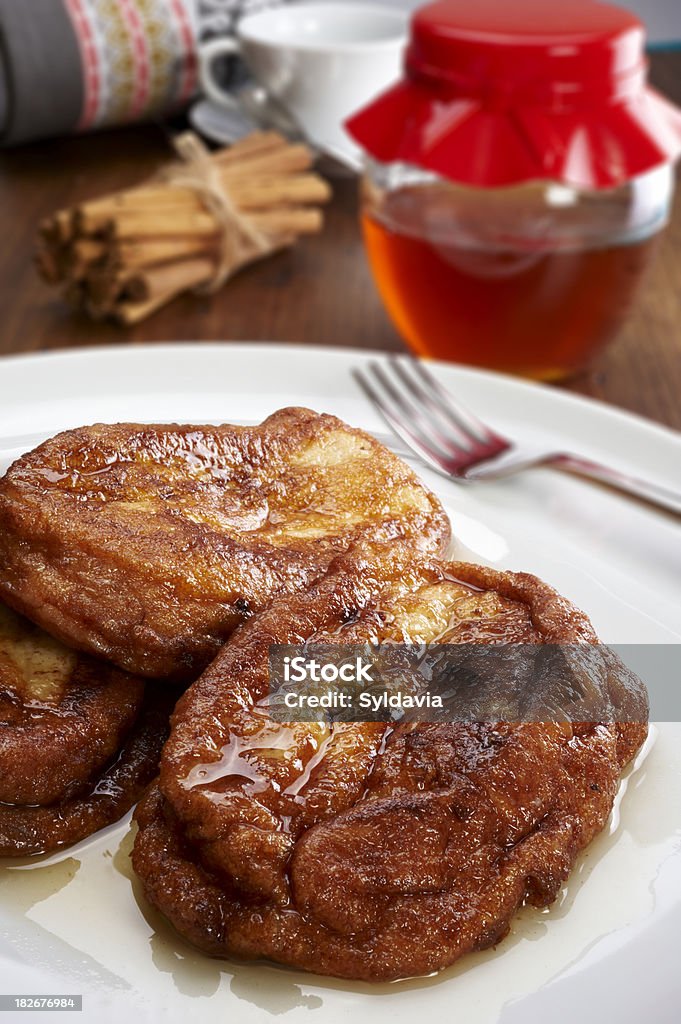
[552, 454, 681, 516]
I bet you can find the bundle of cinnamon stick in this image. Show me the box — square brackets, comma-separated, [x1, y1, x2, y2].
[36, 132, 331, 325]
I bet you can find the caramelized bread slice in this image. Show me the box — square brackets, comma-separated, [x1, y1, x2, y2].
[0, 409, 449, 681]
[0, 602, 171, 857]
[0, 693, 170, 857]
[133, 542, 648, 981]
[0, 602, 144, 806]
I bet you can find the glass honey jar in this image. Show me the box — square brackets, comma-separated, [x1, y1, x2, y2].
[346, 0, 681, 380]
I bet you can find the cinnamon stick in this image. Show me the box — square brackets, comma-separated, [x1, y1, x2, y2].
[248, 208, 324, 235]
[212, 131, 288, 166]
[35, 245, 64, 284]
[110, 237, 215, 271]
[122, 258, 214, 302]
[101, 204, 324, 240]
[220, 144, 314, 181]
[75, 170, 329, 231]
[115, 287, 184, 325]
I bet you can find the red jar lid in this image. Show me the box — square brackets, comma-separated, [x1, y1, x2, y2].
[346, 0, 681, 188]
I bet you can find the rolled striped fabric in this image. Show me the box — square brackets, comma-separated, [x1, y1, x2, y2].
[0, 0, 220, 146]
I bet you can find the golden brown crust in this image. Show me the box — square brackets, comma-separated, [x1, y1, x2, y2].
[0, 602, 146, 806]
[134, 542, 648, 981]
[0, 688, 173, 857]
[0, 601, 173, 858]
[0, 410, 450, 681]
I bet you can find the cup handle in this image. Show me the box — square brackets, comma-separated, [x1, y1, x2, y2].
[199, 37, 242, 110]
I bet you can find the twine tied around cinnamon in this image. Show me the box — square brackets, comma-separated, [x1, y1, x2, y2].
[158, 131, 272, 294]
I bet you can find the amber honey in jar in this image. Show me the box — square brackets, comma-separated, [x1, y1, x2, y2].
[361, 168, 669, 380]
[346, 0, 681, 379]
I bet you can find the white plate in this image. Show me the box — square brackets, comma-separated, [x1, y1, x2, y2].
[0, 342, 680, 1024]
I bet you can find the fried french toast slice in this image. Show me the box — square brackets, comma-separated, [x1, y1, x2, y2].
[0, 602, 171, 857]
[0, 409, 449, 681]
[133, 542, 648, 981]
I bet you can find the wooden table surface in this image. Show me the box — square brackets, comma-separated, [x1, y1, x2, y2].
[1, 52, 680, 431]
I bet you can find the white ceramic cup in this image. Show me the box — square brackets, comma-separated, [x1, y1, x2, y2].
[199, 2, 407, 159]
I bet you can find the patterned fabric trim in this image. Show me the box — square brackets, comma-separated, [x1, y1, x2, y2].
[64, 0, 199, 130]
[169, 0, 199, 105]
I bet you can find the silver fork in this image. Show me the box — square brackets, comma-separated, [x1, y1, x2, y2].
[353, 357, 681, 516]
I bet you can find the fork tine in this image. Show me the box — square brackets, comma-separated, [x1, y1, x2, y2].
[387, 357, 475, 450]
[406, 358, 507, 447]
[368, 361, 468, 462]
[352, 368, 455, 477]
